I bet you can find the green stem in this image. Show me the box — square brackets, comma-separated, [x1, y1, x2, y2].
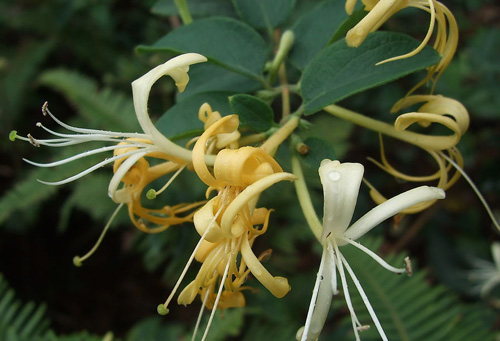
[174, 0, 193, 25]
[269, 30, 295, 84]
[323, 104, 455, 151]
[260, 115, 299, 155]
[291, 155, 322, 241]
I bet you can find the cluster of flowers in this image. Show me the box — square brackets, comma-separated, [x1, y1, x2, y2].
[11, 1, 490, 340]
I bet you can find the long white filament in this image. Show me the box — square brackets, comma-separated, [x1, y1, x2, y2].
[301, 247, 328, 341]
[339, 252, 388, 341]
[340, 237, 406, 274]
[439, 151, 500, 233]
[192, 288, 210, 341]
[201, 259, 231, 341]
[333, 242, 362, 341]
[159, 204, 224, 312]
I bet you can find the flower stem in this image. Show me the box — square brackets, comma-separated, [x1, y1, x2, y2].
[269, 30, 294, 84]
[261, 115, 299, 155]
[174, 0, 193, 25]
[291, 155, 322, 241]
[323, 104, 456, 151]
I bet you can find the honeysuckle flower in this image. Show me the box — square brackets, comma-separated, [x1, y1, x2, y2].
[10, 53, 209, 262]
[365, 95, 468, 213]
[324, 94, 468, 213]
[10, 53, 208, 185]
[298, 159, 445, 341]
[345, 0, 458, 92]
[157, 115, 295, 340]
[469, 242, 500, 298]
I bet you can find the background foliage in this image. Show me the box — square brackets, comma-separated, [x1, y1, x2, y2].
[1, 0, 499, 339]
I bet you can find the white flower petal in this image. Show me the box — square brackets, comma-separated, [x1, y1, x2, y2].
[344, 186, 445, 241]
[319, 160, 364, 239]
[131, 53, 207, 159]
[301, 247, 334, 341]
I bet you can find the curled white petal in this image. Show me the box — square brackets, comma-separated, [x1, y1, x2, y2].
[344, 186, 445, 241]
[131, 53, 207, 159]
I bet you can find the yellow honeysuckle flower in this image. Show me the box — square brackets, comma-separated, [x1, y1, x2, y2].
[298, 160, 445, 341]
[324, 94, 468, 213]
[365, 94, 468, 213]
[156, 114, 295, 341]
[345, 0, 458, 92]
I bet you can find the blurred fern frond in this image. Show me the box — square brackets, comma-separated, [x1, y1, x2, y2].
[0, 273, 50, 340]
[331, 238, 496, 341]
[38, 69, 139, 132]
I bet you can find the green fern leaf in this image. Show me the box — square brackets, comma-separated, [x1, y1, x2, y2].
[0, 145, 105, 227]
[38, 69, 139, 132]
[0, 274, 50, 340]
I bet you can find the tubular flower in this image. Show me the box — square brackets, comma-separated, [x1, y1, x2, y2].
[366, 95, 468, 213]
[298, 160, 445, 341]
[108, 102, 240, 234]
[157, 115, 295, 339]
[345, 0, 458, 92]
[324, 94, 468, 214]
[10, 53, 208, 230]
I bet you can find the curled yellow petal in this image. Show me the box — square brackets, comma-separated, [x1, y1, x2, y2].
[391, 95, 469, 151]
[192, 115, 240, 187]
[240, 234, 290, 298]
[214, 147, 283, 187]
[221, 172, 296, 236]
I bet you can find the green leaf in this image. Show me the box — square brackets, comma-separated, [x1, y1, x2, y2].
[328, 7, 368, 45]
[301, 32, 441, 114]
[232, 0, 295, 31]
[299, 137, 336, 169]
[187, 308, 245, 341]
[151, 0, 236, 18]
[126, 317, 185, 341]
[156, 91, 232, 141]
[177, 63, 261, 101]
[288, 0, 349, 71]
[229, 94, 274, 132]
[137, 17, 269, 80]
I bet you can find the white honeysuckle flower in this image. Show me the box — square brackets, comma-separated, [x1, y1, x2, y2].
[299, 159, 445, 341]
[469, 242, 500, 298]
[10, 53, 208, 203]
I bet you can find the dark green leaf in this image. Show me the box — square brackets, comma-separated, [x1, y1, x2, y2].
[328, 7, 367, 45]
[152, 0, 236, 18]
[288, 0, 349, 71]
[137, 18, 269, 80]
[299, 137, 336, 169]
[232, 0, 295, 31]
[177, 63, 261, 101]
[302, 32, 441, 114]
[229, 94, 274, 132]
[156, 92, 232, 140]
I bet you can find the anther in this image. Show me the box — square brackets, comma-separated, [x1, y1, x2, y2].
[42, 101, 48, 116]
[27, 134, 40, 147]
[357, 325, 370, 332]
[296, 143, 310, 155]
[36, 122, 42, 127]
[404, 257, 412, 277]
